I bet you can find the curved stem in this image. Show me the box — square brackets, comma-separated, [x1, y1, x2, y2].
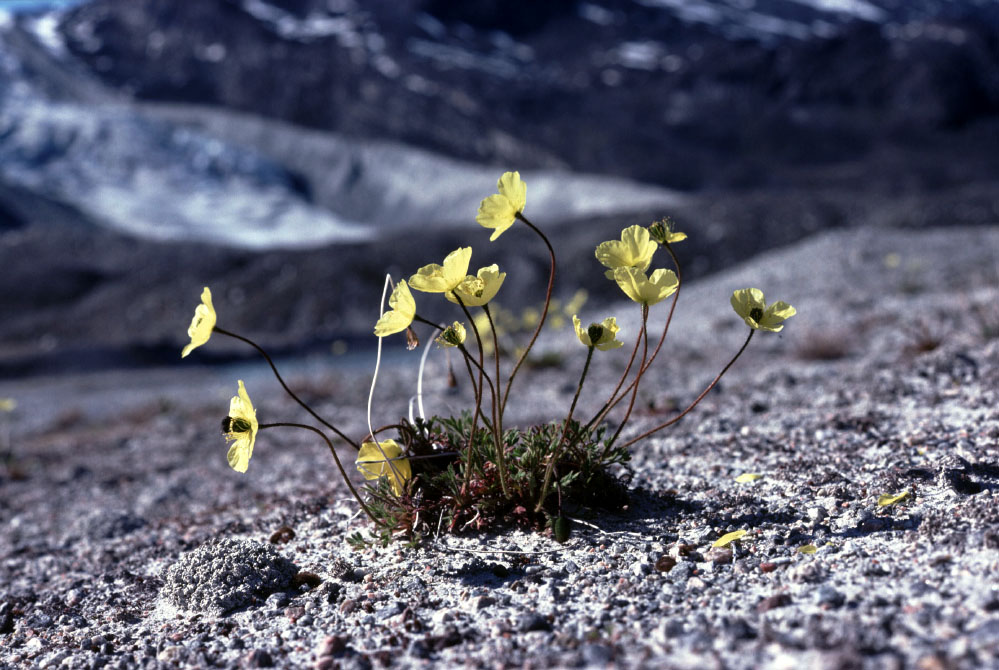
[259, 422, 380, 525]
[587, 243, 684, 428]
[603, 305, 649, 453]
[619, 329, 755, 450]
[582, 311, 644, 432]
[500, 213, 556, 416]
[535, 345, 594, 512]
[459, 299, 510, 497]
[459, 350, 483, 497]
[214, 327, 359, 450]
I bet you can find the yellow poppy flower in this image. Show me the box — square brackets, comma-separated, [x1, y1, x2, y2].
[0, 398, 16, 412]
[357, 439, 412, 496]
[596, 225, 658, 279]
[730, 288, 796, 332]
[446, 264, 506, 307]
[613, 267, 679, 306]
[224, 380, 258, 473]
[181, 287, 216, 358]
[409, 247, 472, 293]
[647, 218, 687, 244]
[436, 321, 467, 348]
[374, 280, 416, 337]
[572, 315, 623, 351]
[476, 171, 526, 241]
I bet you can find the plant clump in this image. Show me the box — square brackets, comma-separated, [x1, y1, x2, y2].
[180, 174, 796, 545]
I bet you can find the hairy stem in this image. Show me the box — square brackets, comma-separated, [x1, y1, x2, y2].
[458, 299, 510, 497]
[619, 329, 754, 449]
[259, 422, 379, 525]
[534, 345, 595, 512]
[500, 212, 556, 417]
[603, 305, 649, 454]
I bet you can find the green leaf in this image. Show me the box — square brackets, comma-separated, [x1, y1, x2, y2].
[712, 529, 747, 548]
[553, 516, 571, 544]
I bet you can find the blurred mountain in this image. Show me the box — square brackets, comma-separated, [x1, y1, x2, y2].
[55, 0, 999, 190]
[2, 0, 999, 375]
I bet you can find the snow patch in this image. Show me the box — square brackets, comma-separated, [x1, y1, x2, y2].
[788, 0, 886, 22]
[25, 12, 66, 56]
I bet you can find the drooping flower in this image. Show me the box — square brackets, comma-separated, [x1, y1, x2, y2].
[446, 264, 506, 307]
[224, 380, 258, 473]
[730, 288, 796, 332]
[356, 439, 412, 496]
[476, 171, 526, 241]
[572, 315, 623, 351]
[596, 225, 658, 279]
[647, 217, 687, 245]
[374, 280, 416, 337]
[436, 321, 467, 348]
[182, 287, 216, 358]
[613, 267, 679, 306]
[409, 247, 472, 293]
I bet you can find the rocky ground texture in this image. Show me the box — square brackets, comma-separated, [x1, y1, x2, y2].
[1, 226, 998, 669]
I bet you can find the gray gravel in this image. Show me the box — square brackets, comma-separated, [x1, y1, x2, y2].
[1, 226, 998, 669]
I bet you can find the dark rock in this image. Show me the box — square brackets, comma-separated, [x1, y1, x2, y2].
[244, 649, 274, 667]
[816, 585, 846, 608]
[757, 593, 792, 613]
[517, 613, 552, 632]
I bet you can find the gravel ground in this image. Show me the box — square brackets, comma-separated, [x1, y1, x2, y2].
[1, 226, 998, 669]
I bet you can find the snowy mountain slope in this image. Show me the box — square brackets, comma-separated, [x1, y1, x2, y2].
[54, 0, 999, 193]
[0, 12, 685, 249]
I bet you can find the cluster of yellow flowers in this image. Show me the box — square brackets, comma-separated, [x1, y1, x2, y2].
[181, 171, 795, 514]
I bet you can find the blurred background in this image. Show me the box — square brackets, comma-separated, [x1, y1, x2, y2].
[1, 0, 998, 379]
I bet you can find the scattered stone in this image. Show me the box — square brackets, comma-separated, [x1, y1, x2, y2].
[269, 525, 296, 544]
[517, 613, 552, 632]
[244, 649, 274, 667]
[758, 594, 792, 613]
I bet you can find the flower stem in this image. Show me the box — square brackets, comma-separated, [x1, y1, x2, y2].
[258, 422, 380, 525]
[459, 300, 510, 497]
[214, 326, 359, 450]
[500, 212, 556, 418]
[534, 344, 594, 512]
[619, 329, 755, 449]
[459, 349, 483, 497]
[582, 311, 644, 432]
[586, 243, 683, 428]
[603, 305, 649, 454]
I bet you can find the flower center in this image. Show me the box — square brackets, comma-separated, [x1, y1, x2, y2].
[749, 307, 764, 323]
[222, 417, 252, 434]
[587, 324, 605, 343]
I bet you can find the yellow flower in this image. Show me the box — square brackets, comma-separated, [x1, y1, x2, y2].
[357, 439, 412, 496]
[224, 380, 258, 473]
[730, 288, 796, 332]
[436, 321, 467, 348]
[647, 217, 687, 244]
[596, 225, 658, 279]
[447, 264, 506, 307]
[572, 315, 623, 351]
[476, 171, 526, 241]
[182, 287, 216, 358]
[0, 398, 16, 412]
[409, 247, 472, 293]
[613, 267, 679, 306]
[374, 280, 416, 337]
